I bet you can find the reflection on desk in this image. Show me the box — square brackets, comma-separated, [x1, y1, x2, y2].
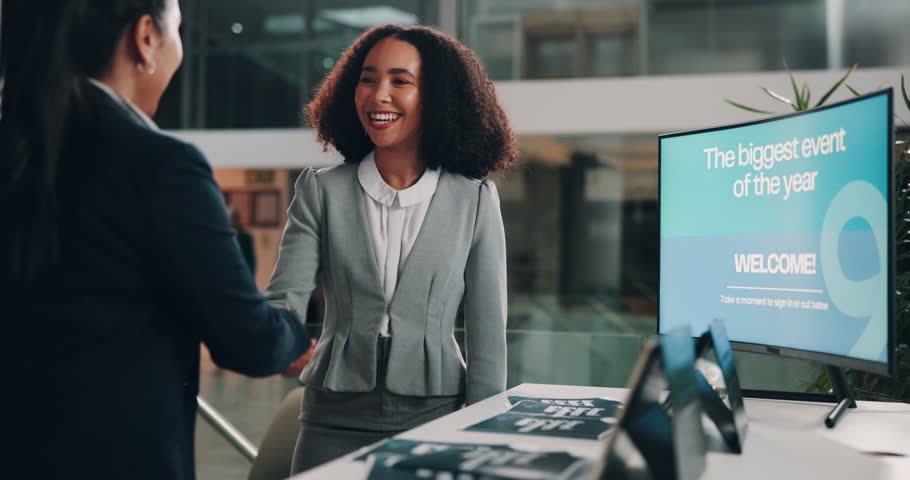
[292, 383, 910, 480]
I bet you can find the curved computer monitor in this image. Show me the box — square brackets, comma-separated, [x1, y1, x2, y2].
[658, 90, 895, 376]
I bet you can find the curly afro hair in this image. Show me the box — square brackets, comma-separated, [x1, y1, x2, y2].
[305, 24, 519, 179]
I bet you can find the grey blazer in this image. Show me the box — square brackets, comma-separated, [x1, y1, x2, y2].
[266, 163, 507, 405]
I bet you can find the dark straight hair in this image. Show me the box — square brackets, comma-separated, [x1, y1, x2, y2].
[0, 0, 166, 283]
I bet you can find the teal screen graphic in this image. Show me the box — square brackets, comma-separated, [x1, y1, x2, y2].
[659, 91, 891, 365]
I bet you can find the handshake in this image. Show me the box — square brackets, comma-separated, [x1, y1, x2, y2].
[282, 338, 317, 377]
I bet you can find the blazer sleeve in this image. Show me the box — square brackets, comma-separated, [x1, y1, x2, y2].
[264, 168, 322, 318]
[463, 179, 508, 405]
[144, 141, 310, 377]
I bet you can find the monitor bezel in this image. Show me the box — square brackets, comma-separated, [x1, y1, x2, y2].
[657, 89, 896, 377]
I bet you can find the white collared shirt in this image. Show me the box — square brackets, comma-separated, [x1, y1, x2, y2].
[358, 152, 440, 337]
[87, 78, 159, 130]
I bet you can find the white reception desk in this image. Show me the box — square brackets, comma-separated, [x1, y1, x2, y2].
[292, 383, 910, 480]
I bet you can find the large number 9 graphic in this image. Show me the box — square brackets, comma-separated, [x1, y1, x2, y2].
[820, 180, 888, 362]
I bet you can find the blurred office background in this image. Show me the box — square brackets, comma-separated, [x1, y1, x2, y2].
[144, 1, 910, 478]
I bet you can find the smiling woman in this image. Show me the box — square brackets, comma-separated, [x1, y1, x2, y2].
[354, 37, 424, 184]
[265, 24, 519, 473]
[305, 23, 518, 178]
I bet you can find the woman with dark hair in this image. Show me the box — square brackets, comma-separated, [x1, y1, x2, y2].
[1, 1, 311, 478]
[266, 24, 519, 472]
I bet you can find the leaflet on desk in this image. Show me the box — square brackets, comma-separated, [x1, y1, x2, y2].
[465, 412, 617, 440]
[463, 397, 623, 440]
[506, 396, 623, 412]
[505, 398, 623, 418]
[355, 439, 485, 463]
[357, 439, 592, 480]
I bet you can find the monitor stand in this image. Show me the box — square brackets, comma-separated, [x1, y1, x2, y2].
[824, 365, 856, 429]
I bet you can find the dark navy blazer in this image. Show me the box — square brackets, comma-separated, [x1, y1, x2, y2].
[5, 83, 310, 479]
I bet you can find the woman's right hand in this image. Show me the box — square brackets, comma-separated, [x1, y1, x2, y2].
[281, 338, 317, 377]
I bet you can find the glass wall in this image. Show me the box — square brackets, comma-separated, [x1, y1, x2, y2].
[842, 0, 910, 68]
[157, 0, 437, 129]
[495, 133, 658, 388]
[460, 0, 910, 81]
[160, 0, 910, 128]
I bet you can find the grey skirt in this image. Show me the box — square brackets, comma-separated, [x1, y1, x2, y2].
[290, 336, 464, 474]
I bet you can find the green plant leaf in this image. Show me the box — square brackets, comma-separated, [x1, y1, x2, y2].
[795, 82, 806, 110]
[761, 87, 794, 107]
[845, 84, 861, 97]
[814, 64, 857, 108]
[803, 84, 811, 110]
[723, 98, 774, 114]
[902, 75, 910, 112]
[782, 60, 799, 102]
[789, 72, 803, 110]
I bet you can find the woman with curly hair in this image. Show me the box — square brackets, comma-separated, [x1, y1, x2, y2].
[265, 24, 519, 472]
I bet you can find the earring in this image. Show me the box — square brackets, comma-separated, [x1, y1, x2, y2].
[136, 59, 157, 75]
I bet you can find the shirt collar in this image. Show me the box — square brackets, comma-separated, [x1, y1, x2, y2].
[358, 152, 439, 207]
[87, 78, 159, 131]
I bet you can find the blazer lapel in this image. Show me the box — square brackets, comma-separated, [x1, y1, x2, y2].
[349, 168, 385, 297]
[390, 170, 455, 307]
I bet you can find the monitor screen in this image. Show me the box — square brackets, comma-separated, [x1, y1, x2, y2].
[659, 90, 894, 375]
